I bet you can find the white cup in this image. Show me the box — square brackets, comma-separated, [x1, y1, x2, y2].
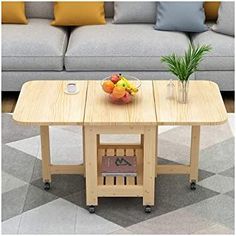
[67, 83, 77, 94]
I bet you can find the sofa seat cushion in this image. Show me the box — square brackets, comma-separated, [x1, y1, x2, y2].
[191, 30, 234, 70]
[65, 20, 190, 71]
[2, 19, 68, 71]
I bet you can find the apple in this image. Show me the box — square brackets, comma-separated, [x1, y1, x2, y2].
[109, 93, 120, 103]
[111, 74, 120, 84]
[121, 92, 132, 104]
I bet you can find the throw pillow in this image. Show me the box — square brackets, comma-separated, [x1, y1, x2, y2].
[51, 2, 106, 26]
[155, 2, 208, 32]
[113, 2, 156, 23]
[212, 2, 234, 36]
[204, 2, 220, 21]
[2, 2, 28, 24]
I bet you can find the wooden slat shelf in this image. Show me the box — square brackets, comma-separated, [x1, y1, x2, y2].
[97, 146, 144, 197]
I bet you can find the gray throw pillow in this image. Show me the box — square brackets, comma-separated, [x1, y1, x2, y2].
[113, 2, 157, 24]
[155, 2, 208, 32]
[212, 2, 235, 36]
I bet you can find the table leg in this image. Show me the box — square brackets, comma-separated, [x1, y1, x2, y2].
[189, 126, 201, 184]
[84, 126, 98, 206]
[40, 126, 51, 184]
[143, 126, 156, 206]
[156, 126, 158, 167]
[82, 127, 86, 177]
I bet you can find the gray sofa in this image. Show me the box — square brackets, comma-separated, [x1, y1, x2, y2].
[2, 2, 235, 91]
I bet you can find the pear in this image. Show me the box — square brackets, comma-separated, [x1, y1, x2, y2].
[119, 75, 138, 93]
[116, 79, 128, 88]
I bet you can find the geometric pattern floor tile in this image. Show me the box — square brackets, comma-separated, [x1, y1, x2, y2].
[198, 174, 234, 194]
[110, 228, 134, 234]
[7, 135, 40, 160]
[2, 184, 29, 221]
[31, 174, 85, 198]
[157, 157, 215, 182]
[155, 174, 219, 209]
[63, 170, 219, 227]
[75, 207, 122, 234]
[224, 190, 235, 199]
[219, 167, 235, 178]
[2, 171, 27, 194]
[193, 223, 234, 234]
[159, 121, 233, 150]
[1, 215, 22, 234]
[1, 113, 235, 234]
[199, 138, 235, 174]
[40, 127, 83, 165]
[7, 127, 84, 165]
[2, 113, 39, 144]
[228, 113, 235, 136]
[23, 185, 58, 213]
[183, 194, 234, 227]
[2, 199, 123, 234]
[30, 158, 42, 182]
[2, 145, 36, 183]
[158, 139, 190, 165]
[18, 199, 78, 234]
[127, 207, 216, 234]
[220, 216, 235, 230]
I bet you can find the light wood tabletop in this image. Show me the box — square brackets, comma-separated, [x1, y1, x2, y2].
[153, 80, 228, 126]
[84, 80, 157, 126]
[13, 80, 88, 125]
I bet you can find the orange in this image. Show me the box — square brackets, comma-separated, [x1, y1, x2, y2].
[112, 86, 126, 99]
[102, 80, 114, 94]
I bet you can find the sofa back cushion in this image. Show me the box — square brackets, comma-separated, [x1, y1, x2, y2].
[105, 2, 114, 18]
[25, 2, 54, 19]
[25, 1, 114, 19]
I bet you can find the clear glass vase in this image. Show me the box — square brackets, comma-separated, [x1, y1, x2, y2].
[177, 80, 189, 104]
[166, 79, 175, 100]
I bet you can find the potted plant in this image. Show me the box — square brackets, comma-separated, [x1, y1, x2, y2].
[161, 44, 211, 103]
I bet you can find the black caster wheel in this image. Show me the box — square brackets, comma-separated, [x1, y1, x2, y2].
[145, 205, 151, 213]
[44, 182, 50, 191]
[88, 205, 95, 214]
[190, 181, 196, 190]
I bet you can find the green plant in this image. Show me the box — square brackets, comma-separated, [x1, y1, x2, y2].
[161, 44, 212, 81]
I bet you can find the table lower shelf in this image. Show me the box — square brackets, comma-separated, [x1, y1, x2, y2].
[97, 146, 144, 197]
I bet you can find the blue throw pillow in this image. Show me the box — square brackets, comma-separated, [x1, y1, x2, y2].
[155, 2, 208, 32]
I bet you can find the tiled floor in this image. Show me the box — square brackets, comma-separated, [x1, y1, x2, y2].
[1, 113, 235, 234]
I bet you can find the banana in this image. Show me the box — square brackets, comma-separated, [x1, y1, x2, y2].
[129, 82, 138, 93]
[119, 75, 138, 94]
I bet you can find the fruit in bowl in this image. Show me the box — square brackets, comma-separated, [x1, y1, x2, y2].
[101, 74, 141, 104]
[102, 80, 114, 93]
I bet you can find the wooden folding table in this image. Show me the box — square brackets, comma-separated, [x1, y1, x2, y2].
[13, 79, 228, 213]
